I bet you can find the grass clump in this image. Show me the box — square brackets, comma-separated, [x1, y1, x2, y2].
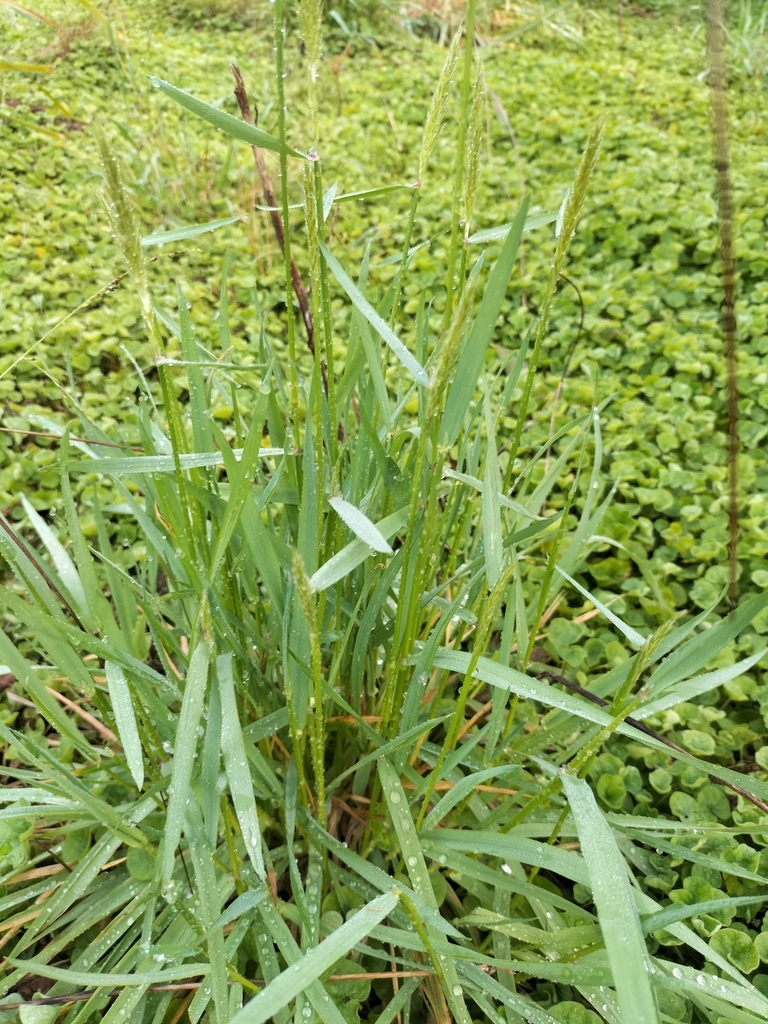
[4, 4, 768, 1024]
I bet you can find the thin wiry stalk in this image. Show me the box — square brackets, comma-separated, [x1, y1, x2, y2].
[230, 64, 314, 360]
[313, 158, 339, 456]
[442, 1, 478, 330]
[98, 133, 196, 560]
[391, 32, 460, 326]
[502, 121, 602, 493]
[274, 0, 300, 417]
[294, 552, 327, 828]
[708, 0, 740, 611]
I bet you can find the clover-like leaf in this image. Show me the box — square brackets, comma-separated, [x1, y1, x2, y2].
[709, 928, 759, 973]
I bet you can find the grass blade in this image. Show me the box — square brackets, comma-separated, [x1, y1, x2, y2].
[329, 496, 393, 554]
[441, 197, 530, 447]
[150, 77, 306, 158]
[320, 241, 429, 387]
[20, 494, 87, 617]
[645, 589, 768, 695]
[309, 507, 408, 591]
[105, 662, 144, 790]
[635, 647, 767, 719]
[141, 215, 244, 246]
[378, 758, 473, 1024]
[561, 773, 658, 1024]
[482, 398, 503, 587]
[217, 653, 266, 882]
[208, 393, 269, 580]
[231, 890, 399, 1024]
[555, 565, 645, 647]
[160, 640, 211, 890]
[71, 446, 284, 476]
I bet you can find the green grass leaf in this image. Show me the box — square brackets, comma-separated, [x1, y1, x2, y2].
[141, 215, 244, 245]
[562, 773, 659, 1024]
[320, 241, 430, 387]
[208, 392, 269, 580]
[329, 496, 393, 554]
[441, 197, 530, 447]
[217, 653, 266, 882]
[645, 590, 768, 695]
[556, 565, 645, 647]
[160, 640, 211, 889]
[635, 647, 767, 719]
[231, 890, 399, 1024]
[150, 77, 306, 158]
[5, 961, 210, 986]
[105, 662, 144, 790]
[309, 506, 408, 591]
[482, 398, 503, 587]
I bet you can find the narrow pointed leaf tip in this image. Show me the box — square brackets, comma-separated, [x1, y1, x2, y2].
[556, 565, 645, 647]
[105, 662, 144, 790]
[320, 241, 430, 387]
[149, 77, 306, 160]
[141, 215, 244, 246]
[329, 497, 393, 554]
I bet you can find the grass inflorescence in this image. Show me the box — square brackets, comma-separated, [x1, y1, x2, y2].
[4, 3, 768, 1024]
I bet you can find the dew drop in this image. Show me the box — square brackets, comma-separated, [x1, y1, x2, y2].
[407, 856, 418, 867]
[390, 791, 402, 805]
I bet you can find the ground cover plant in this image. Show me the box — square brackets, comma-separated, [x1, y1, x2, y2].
[6, 1, 768, 1023]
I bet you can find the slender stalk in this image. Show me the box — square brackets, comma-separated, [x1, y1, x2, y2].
[231, 64, 314, 363]
[502, 122, 603, 492]
[521, 431, 587, 669]
[294, 553, 327, 828]
[442, 0, 478, 331]
[304, 160, 326, 549]
[389, 187, 421, 327]
[707, 0, 740, 611]
[416, 561, 517, 827]
[313, 158, 339, 459]
[274, 0, 300, 418]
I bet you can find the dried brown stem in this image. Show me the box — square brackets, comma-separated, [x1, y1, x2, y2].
[0, 426, 141, 451]
[0, 971, 446, 1010]
[707, 0, 739, 611]
[0, 513, 86, 632]
[230, 63, 315, 356]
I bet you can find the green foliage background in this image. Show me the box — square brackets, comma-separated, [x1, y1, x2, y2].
[5, 2, 768, 627]
[6, 0, 768, 1019]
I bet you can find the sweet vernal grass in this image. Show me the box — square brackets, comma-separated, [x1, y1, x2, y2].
[3, 6, 768, 1024]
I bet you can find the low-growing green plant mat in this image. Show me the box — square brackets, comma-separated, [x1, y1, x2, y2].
[4, 1, 768, 1023]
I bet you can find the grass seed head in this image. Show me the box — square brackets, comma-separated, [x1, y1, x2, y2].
[418, 28, 461, 184]
[553, 119, 603, 274]
[428, 256, 482, 417]
[463, 63, 484, 240]
[97, 132, 150, 326]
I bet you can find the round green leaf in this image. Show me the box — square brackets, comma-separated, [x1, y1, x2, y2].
[709, 928, 759, 973]
[550, 1001, 602, 1024]
[127, 847, 156, 881]
[681, 729, 716, 756]
[596, 772, 626, 811]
